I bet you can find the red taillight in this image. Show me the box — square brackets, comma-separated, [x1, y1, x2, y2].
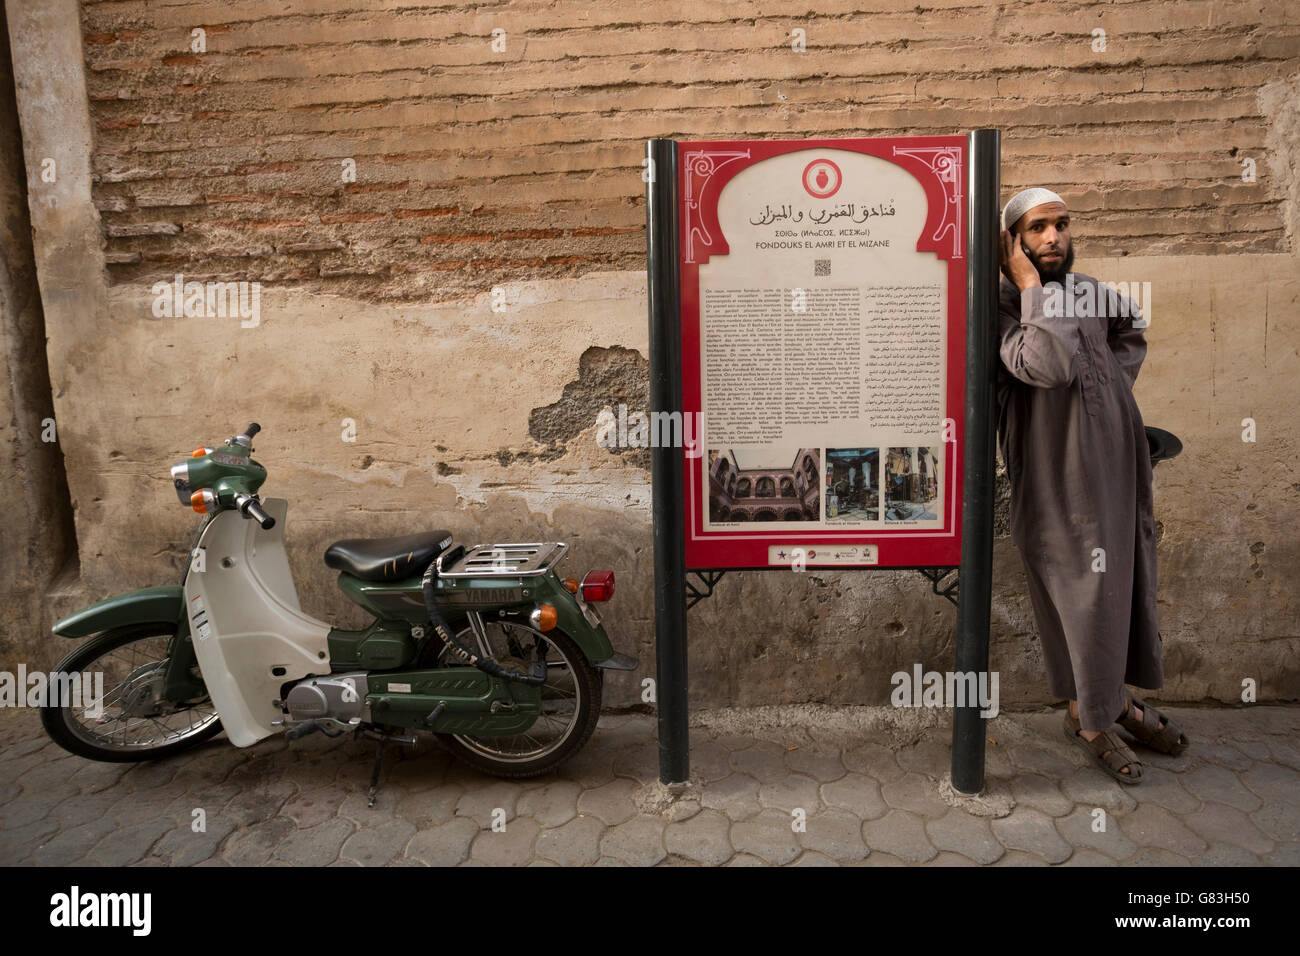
[580, 570, 615, 602]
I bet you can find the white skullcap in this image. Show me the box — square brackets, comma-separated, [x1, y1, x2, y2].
[1001, 187, 1065, 230]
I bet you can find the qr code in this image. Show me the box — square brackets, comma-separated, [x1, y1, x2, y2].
[814, 259, 831, 276]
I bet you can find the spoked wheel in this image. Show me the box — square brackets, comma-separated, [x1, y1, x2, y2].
[432, 620, 601, 778]
[41, 624, 222, 762]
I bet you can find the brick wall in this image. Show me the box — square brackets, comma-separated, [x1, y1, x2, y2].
[80, 0, 1298, 302]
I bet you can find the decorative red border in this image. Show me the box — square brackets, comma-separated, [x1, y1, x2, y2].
[679, 135, 968, 569]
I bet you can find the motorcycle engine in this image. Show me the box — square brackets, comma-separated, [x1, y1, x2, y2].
[284, 672, 369, 731]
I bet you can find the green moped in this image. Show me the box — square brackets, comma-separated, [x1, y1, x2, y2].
[41, 423, 636, 788]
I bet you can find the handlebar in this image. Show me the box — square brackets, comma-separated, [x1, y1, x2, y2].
[235, 493, 275, 530]
[242, 423, 260, 439]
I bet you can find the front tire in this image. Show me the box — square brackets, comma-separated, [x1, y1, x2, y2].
[434, 622, 602, 778]
[41, 624, 223, 762]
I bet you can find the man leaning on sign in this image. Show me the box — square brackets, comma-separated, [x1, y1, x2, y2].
[995, 187, 1189, 785]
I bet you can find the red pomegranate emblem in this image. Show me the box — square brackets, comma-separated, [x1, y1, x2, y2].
[802, 159, 842, 199]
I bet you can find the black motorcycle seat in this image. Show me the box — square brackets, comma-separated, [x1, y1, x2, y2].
[324, 531, 454, 582]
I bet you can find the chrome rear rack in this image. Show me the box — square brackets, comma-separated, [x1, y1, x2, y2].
[436, 542, 568, 579]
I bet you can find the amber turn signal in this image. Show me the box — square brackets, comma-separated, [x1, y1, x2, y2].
[562, 577, 579, 594]
[190, 490, 208, 513]
[531, 604, 557, 632]
[191, 446, 208, 458]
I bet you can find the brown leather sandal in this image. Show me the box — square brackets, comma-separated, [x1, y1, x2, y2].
[1064, 715, 1143, 784]
[1118, 692, 1189, 756]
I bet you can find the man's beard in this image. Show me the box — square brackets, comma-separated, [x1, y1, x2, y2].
[1028, 241, 1074, 284]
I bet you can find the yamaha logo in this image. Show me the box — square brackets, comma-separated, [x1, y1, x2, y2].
[802, 159, 842, 199]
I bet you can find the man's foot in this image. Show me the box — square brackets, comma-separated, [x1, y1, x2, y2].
[1064, 711, 1143, 782]
[1117, 691, 1189, 756]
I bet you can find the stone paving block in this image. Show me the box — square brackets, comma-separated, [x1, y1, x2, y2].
[403, 817, 479, 867]
[730, 809, 801, 865]
[220, 817, 297, 866]
[1194, 843, 1262, 866]
[1263, 843, 1300, 866]
[69, 760, 132, 794]
[29, 817, 119, 866]
[723, 853, 767, 866]
[1182, 802, 1274, 855]
[663, 809, 734, 865]
[700, 773, 761, 822]
[90, 818, 179, 866]
[516, 780, 582, 828]
[282, 785, 352, 829]
[1008, 773, 1074, 817]
[120, 760, 180, 792]
[576, 777, 638, 826]
[1240, 763, 1300, 807]
[1117, 804, 1208, 858]
[895, 738, 952, 778]
[1, 793, 51, 828]
[785, 746, 845, 783]
[1181, 764, 1260, 811]
[1054, 806, 1137, 861]
[0, 781, 20, 807]
[1059, 767, 1139, 812]
[690, 740, 737, 783]
[821, 773, 888, 820]
[555, 746, 617, 788]
[1266, 740, 1300, 772]
[611, 744, 658, 782]
[1248, 801, 1300, 843]
[599, 814, 667, 867]
[1231, 740, 1271, 760]
[926, 810, 1005, 864]
[1059, 849, 1120, 866]
[535, 814, 607, 866]
[151, 815, 237, 867]
[1192, 743, 1255, 772]
[1127, 848, 1191, 866]
[1007, 741, 1087, 778]
[854, 851, 907, 866]
[594, 856, 630, 866]
[881, 772, 950, 819]
[791, 850, 837, 866]
[341, 819, 417, 865]
[1128, 766, 1199, 813]
[730, 743, 790, 784]
[993, 851, 1053, 866]
[990, 807, 1072, 863]
[454, 781, 522, 828]
[757, 773, 822, 814]
[395, 783, 463, 829]
[862, 809, 937, 863]
[841, 742, 906, 783]
[469, 817, 540, 866]
[0, 816, 59, 863]
[797, 808, 870, 863]
[925, 852, 980, 866]
[220, 779, 297, 827]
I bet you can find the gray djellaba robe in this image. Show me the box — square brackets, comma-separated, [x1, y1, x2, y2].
[996, 272, 1163, 732]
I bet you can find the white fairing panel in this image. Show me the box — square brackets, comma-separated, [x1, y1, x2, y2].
[185, 499, 331, 746]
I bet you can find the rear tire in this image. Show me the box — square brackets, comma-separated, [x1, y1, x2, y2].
[41, 624, 223, 762]
[435, 623, 602, 778]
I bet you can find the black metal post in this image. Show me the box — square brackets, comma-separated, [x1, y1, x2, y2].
[645, 139, 689, 784]
[951, 129, 1001, 794]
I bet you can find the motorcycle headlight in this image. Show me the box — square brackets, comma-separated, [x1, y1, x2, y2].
[170, 461, 192, 505]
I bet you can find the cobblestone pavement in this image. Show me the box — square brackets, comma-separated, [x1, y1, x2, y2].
[1, 705, 1297, 866]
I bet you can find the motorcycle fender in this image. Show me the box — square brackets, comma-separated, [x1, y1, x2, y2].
[186, 500, 332, 747]
[52, 585, 185, 638]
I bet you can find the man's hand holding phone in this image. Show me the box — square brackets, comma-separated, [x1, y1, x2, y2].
[1000, 228, 1042, 291]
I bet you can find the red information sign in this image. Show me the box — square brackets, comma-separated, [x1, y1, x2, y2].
[678, 136, 969, 569]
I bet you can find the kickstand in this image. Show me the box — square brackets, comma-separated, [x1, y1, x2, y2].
[367, 735, 387, 808]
